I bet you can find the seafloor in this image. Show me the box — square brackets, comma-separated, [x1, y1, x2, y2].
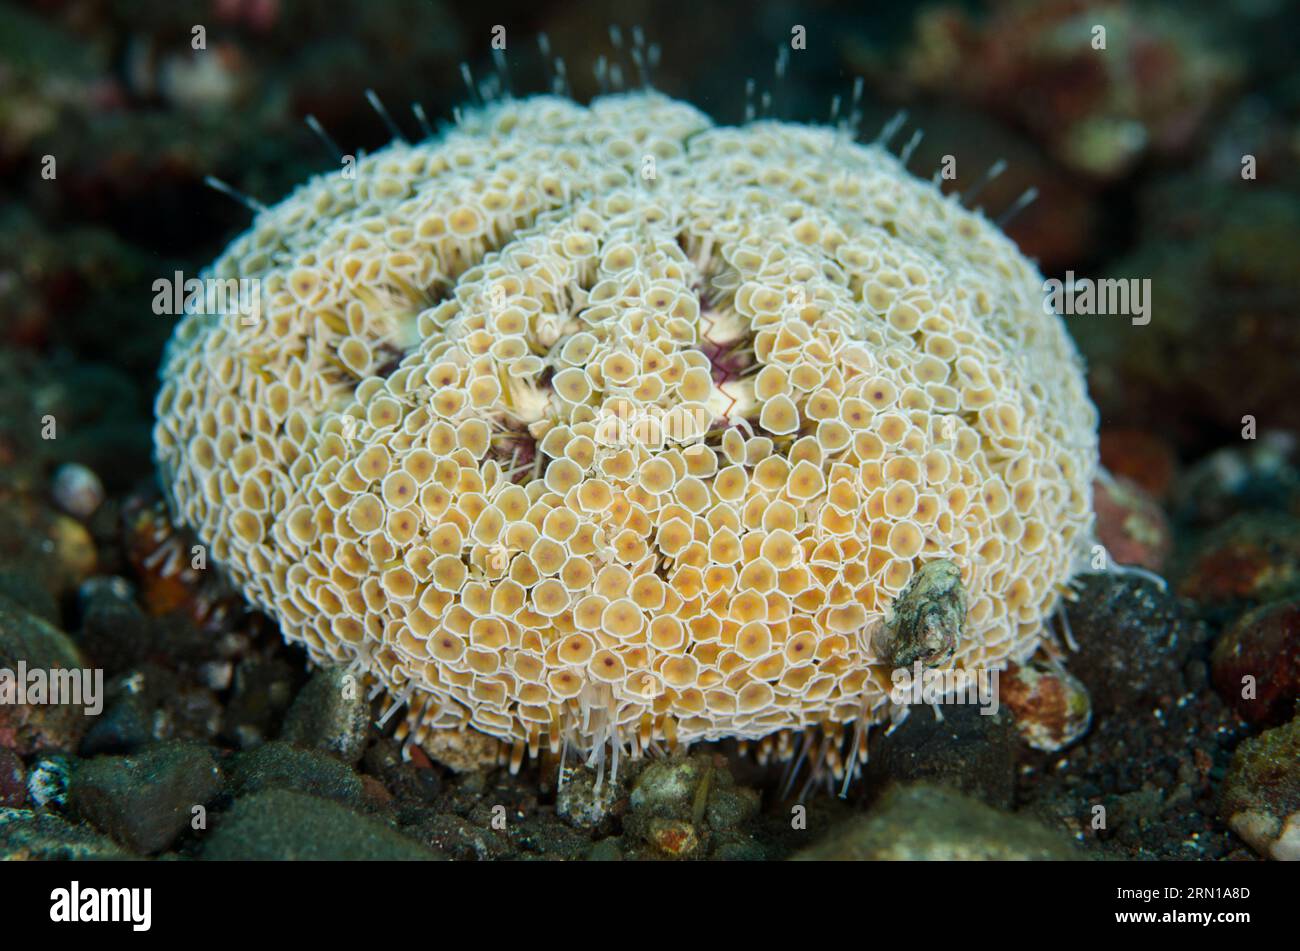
[1, 0, 1299, 860]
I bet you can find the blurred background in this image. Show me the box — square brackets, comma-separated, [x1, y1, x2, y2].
[2, 0, 1299, 862]
[3, 0, 1299, 487]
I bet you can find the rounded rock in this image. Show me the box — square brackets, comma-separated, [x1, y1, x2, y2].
[50, 463, 105, 519]
[1220, 716, 1300, 861]
[1001, 659, 1092, 752]
[1064, 573, 1199, 714]
[280, 666, 371, 765]
[1211, 597, 1300, 727]
[1094, 474, 1171, 574]
[69, 741, 222, 854]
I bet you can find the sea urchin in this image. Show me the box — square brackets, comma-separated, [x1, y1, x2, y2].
[153, 89, 1098, 785]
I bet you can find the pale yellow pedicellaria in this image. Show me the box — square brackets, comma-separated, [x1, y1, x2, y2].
[154, 92, 1097, 779]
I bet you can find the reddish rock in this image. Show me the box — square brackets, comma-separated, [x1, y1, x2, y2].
[1094, 474, 1172, 573]
[647, 817, 700, 858]
[1178, 515, 1300, 614]
[1100, 429, 1177, 500]
[0, 595, 92, 755]
[1001, 660, 1092, 752]
[1212, 598, 1300, 726]
[884, 0, 1239, 181]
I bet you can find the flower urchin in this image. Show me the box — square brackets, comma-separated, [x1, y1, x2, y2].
[153, 89, 1098, 784]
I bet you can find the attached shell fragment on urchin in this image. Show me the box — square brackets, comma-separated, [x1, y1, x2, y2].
[153, 88, 1098, 783]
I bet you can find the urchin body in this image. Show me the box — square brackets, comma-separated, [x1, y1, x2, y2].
[154, 92, 1097, 778]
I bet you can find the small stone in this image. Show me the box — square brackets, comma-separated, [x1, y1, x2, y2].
[556, 763, 625, 831]
[50, 463, 104, 519]
[628, 756, 709, 820]
[70, 741, 222, 854]
[792, 784, 1083, 860]
[0, 807, 127, 860]
[48, 514, 97, 586]
[646, 817, 700, 858]
[1220, 716, 1300, 861]
[79, 691, 153, 756]
[0, 594, 93, 755]
[1177, 514, 1300, 619]
[227, 741, 364, 807]
[1094, 474, 1171, 573]
[280, 666, 371, 764]
[421, 728, 502, 773]
[1065, 573, 1199, 714]
[704, 782, 760, 833]
[1001, 659, 1093, 752]
[0, 498, 93, 596]
[1211, 597, 1300, 726]
[26, 754, 70, 809]
[0, 748, 26, 807]
[201, 789, 442, 860]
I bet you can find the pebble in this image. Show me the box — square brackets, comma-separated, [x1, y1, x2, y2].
[279, 666, 371, 764]
[50, 463, 104, 519]
[1001, 660, 1093, 752]
[792, 784, 1083, 860]
[420, 727, 502, 773]
[0, 593, 92, 755]
[26, 753, 70, 809]
[556, 762, 626, 831]
[1065, 573, 1200, 714]
[1094, 474, 1172, 573]
[70, 740, 221, 854]
[1219, 715, 1300, 860]
[1176, 514, 1300, 619]
[1211, 597, 1300, 725]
